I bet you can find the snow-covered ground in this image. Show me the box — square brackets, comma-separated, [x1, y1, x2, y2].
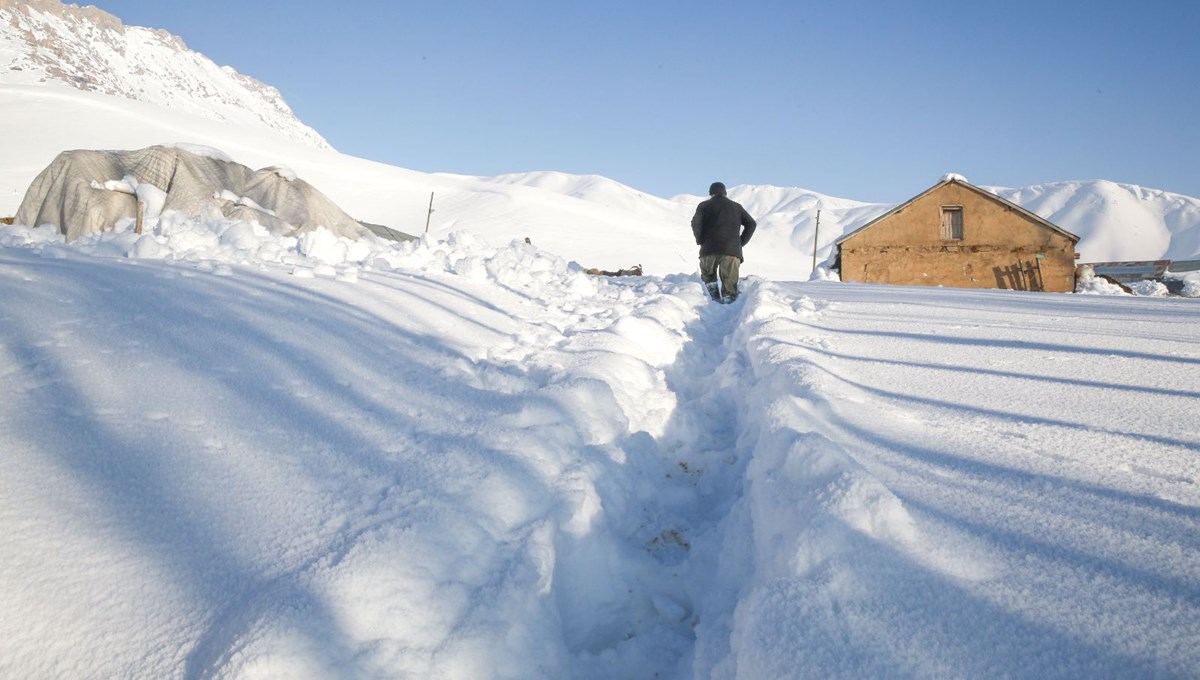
[3, 5, 1200, 674]
[1, 217, 1197, 678]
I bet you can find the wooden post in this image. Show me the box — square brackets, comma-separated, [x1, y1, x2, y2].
[424, 192, 435, 234]
[135, 200, 145, 235]
[811, 209, 821, 273]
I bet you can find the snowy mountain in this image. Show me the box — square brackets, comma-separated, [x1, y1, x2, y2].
[2, 0, 1199, 279]
[0, 0, 330, 150]
[991, 179, 1200, 263]
[487, 170, 680, 215]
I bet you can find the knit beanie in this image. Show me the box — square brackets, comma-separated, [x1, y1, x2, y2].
[709, 182, 726, 196]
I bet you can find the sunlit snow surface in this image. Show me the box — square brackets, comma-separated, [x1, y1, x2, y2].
[1, 217, 1197, 679]
[5, 83, 1200, 284]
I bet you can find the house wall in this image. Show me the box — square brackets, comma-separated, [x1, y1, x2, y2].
[839, 183, 1078, 292]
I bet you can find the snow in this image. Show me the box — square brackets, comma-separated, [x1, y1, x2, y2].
[0, 2, 330, 150]
[1128, 279, 1170, 297]
[1, 211, 1198, 678]
[4, 84, 1200, 282]
[215, 190, 278, 217]
[1170, 271, 1200, 297]
[266, 164, 298, 182]
[170, 142, 236, 163]
[941, 172, 969, 183]
[91, 176, 137, 194]
[89, 174, 168, 222]
[2, 10, 1200, 675]
[1075, 266, 1132, 295]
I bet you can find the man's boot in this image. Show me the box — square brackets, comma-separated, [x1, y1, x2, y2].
[705, 281, 721, 301]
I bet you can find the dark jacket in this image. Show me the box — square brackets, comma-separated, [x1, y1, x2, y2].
[692, 195, 757, 261]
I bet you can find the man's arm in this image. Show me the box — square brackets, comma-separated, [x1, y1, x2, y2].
[740, 208, 757, 245]
[691, 206, 705, 245]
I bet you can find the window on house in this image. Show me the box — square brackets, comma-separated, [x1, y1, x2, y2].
[941, 205, 964, 240]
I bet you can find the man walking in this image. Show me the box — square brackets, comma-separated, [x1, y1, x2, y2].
[691, 181, 757, 303]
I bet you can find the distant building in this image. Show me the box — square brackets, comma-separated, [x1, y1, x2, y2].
[836, 175, 1080, 292]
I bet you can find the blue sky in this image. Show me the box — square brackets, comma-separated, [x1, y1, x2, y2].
[92, 1, 1198, 202]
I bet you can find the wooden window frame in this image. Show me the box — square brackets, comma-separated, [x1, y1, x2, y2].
[941, 205, 964, 241]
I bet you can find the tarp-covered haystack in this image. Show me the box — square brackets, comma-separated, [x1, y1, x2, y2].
[15, 144, 369, 241]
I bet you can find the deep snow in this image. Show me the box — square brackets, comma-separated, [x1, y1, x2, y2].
[1, 214, 1197, 679]
[3, 9, 1200, 674]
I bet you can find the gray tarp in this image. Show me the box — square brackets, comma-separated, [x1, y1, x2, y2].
[15, 145, 369, 241]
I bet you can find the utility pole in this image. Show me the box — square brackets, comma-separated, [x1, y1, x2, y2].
[424, 192, 435, 234]
[811, 209, 821, 273]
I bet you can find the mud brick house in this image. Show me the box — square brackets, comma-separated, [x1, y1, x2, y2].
[836, 175, 1080, 292]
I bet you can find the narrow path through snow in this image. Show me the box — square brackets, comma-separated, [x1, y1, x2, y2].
[472, 273, 758, 679]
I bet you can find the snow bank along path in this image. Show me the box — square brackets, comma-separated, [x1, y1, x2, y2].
[0, 219, 742, 678]
[1, 216, 1198, 678]
[710, 282, 1200, 677]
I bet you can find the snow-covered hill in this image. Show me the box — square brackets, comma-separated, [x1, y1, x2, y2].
[2, 0, 1199, 279]
[4, 78, 1199, 280]
[0, 0, 329, 150]
[991, 180, 1200, 263]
